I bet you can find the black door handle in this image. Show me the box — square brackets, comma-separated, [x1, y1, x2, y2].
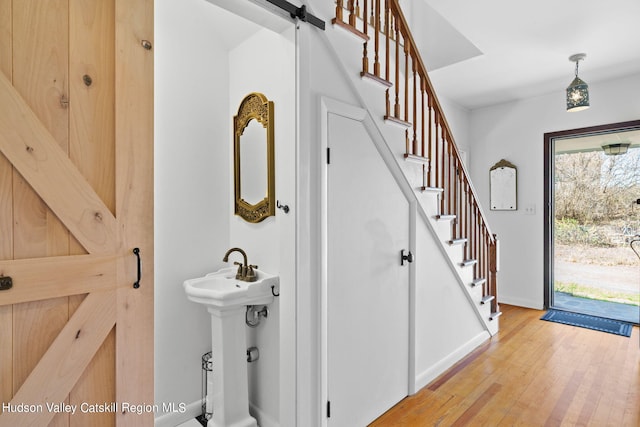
[133, 248, 141, 289]
[401, 249, 413, 266]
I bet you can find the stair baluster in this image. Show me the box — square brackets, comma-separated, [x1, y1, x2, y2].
[333, 0, 500, 316]
[348, 0, 357, 26]
[394, 20, 400, 118]
[373, 0, 381, 77]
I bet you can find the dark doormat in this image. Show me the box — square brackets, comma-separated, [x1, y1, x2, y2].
[541, 309, 633, 337]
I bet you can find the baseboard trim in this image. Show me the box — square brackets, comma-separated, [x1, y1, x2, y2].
[250, 402, 279, 427]
[154, 400, 278, 427]
[154, 400, 202, 427]
[498, 295, 543, 310]
[413, 331, 490, 392]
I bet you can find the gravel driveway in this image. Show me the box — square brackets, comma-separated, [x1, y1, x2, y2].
[554, 260, 639, 294]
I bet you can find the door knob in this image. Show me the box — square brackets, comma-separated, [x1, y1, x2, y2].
[400, 249, 413, 266]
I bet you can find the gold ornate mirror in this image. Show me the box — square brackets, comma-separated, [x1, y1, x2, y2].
[234, 92, 275, 223]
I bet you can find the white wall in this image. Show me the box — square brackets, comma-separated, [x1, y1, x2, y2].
[155, 0, 230, 418]
[413, 218, 486, 389]
[154, 0, 635, 424]
[295, 1, 491, 423]
[155, 1, 297, 425]
[411, 93, 481, 390]
[468, 72, 640, 309]
[228, 27, 296, 427]
[439, 96, 471, 161]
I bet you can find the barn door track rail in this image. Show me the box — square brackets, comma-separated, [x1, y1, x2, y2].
[265, 0, 325, 30]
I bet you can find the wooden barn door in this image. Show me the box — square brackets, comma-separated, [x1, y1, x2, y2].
[0, 1, 153, 426]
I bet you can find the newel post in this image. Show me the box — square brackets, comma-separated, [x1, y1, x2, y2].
[489, 234, 499, 313]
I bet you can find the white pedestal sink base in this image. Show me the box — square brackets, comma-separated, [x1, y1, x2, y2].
[207, 307, 258, 427]
[183, 267, 278, 427]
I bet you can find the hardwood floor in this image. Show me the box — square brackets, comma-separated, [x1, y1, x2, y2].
[370, 305, 640, 426]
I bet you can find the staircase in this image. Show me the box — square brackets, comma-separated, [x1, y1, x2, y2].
[331, 0, 501, 334]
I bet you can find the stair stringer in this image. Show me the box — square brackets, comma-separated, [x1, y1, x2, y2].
[321, 25, 499, 336]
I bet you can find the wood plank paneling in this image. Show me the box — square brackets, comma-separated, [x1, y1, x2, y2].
[70, 329, 116, 427]
[0, 0, 12, 259]
[0, 306, 12, 405]
[12, 0, 70, 260]
[0, 33, 13, 259]
[0, 255, 117, 306]
[68, 2, 117, 424]
[12, 177, 47, 259]
[0, 0, 11, 80]
[0, 73, 119, 256]
[0, 0, 12, 256]
[10, 3, 72, 426]
[0, 1, 153, 425]
[69, 0, 116, 217]
[114, 0, 154, 424]
[11, 0, 68, 150]
[11, 297, 69, 427]
[0, 0, 13, 411]
[2, 290, 117, 427]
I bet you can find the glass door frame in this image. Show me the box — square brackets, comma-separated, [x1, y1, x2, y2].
[543, 119, 640, 309]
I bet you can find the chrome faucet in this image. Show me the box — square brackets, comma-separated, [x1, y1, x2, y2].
[222, 247, 258, 282]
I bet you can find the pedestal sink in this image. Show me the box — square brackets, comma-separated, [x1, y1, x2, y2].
[184, 266, 278, 427]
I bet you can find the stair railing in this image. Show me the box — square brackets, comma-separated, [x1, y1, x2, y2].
[333, 0, 499, 315]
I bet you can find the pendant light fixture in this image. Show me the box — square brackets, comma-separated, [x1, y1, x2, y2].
[566, 53, 590, 112]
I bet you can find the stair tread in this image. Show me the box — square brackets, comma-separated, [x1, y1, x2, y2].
[471, 278, 487, 287]
[361, 71, 393, 87]
[461, 259, 477, 267]
[420, 186, 443, 193]
[435, 214, 456, 221]
[489, 311, 502, 321]
[481, 295, 495, 304]
[331, 18, 370, 41]
[384, 115, 412, 128]
[404, 153, 429, 164]
[448, 238, 468, 245]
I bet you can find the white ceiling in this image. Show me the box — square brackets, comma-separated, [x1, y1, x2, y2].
[204, 0, 640, 111]
[422, 0, 640, 110]
[205, 0, 264, 50]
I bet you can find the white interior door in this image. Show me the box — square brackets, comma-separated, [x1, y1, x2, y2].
[326, 113, 410, 426]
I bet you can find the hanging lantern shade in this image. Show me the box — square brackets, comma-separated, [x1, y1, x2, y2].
[566, 76, 589, 112]
[566, 53, 590, 112]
